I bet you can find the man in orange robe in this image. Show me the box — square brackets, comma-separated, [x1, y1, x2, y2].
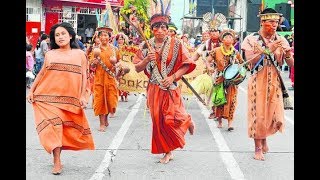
[241, 8, 294, 161]
[133, 14, 196, 164]
[89, 26, 120, 132]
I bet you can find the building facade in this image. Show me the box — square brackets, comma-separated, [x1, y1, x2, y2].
[26, 0, 124, 47]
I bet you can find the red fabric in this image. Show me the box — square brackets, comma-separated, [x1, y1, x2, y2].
[133, 38, 196, 154]
[290, 67, 294, 86]
[148, 84, 192, 154]
[45, 12, 59, 35]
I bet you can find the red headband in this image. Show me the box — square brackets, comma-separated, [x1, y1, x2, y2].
[150, 15, 169, 26]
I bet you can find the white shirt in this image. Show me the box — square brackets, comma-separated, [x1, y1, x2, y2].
[85, 28, 94, 37]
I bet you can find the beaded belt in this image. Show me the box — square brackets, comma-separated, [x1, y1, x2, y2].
[97, 58, 115, 77]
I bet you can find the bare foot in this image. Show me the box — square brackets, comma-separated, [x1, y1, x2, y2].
[159, 152, 173, 164]
[208, 113, 215, 119]
[262, 145, 269, 154]
[52, 164, 63, 175]
[109, 113, 115, 118]
[262, 139, 269, 154]
[98, 126, 106, 132]
[188, 121, 195, 135]
[217, 118, 223, 128]
[253, 147, 265, 161]
[105, 119, 109, 127]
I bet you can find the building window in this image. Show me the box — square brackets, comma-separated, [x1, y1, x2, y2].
[26, 7, 40, 21]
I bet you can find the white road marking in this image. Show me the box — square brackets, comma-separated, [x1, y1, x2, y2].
[284, 115, 294, 125]
[89, 95, 143, 180]
[196, 101, 246, 180]
[238, 86, 294, 125]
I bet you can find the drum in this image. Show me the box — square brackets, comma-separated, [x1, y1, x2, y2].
[223, 64, 247, 85]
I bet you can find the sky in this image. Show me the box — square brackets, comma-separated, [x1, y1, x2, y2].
[170, 0, 189, 33]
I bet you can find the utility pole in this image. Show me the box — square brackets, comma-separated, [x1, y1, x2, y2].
[181, 0, 186, 33]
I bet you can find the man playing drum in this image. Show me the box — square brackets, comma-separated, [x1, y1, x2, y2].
[207, 28, 244, 131]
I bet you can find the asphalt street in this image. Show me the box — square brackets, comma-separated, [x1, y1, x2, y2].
[26, 70, 294, 180]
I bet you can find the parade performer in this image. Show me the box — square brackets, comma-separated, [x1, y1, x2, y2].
[201, 31, 210, 42]
[289, 31, 294, 90]
[192, 13, 223, 118]
[207, 28, 244, 131]
[181, 34, 194, 52]
[114, 32, 131, 102]
[85, 32, 101, 100]
[241, 8, 294, 161]
[167, 22, 178, 38]
[89, 23, 120, 131]
[26, 22, 95, 175]
[132, 8, 196, 164]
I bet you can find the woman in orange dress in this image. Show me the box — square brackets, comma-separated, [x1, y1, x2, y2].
[26, 22, 95, 175]
[89, 26, 120, 132]
[133, 14, 196, 164]
[241, 8, 294, 161]
[207, 29, 244, 131]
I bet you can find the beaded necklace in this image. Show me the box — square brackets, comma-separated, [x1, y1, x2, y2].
[220, 44, 234, 56]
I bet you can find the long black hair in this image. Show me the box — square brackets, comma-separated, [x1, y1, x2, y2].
[49, 22, 79, 49]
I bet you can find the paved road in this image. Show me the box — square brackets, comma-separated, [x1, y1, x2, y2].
[26, 70, 294, 180]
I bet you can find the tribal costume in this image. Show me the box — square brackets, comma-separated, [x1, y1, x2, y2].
[32, 49, 95, 153]
[133, 35, 196, 154]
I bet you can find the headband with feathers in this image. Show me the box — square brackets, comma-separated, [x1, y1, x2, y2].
[150, 0, 171, 26]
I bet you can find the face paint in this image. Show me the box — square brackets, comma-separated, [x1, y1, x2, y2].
[263, 20, 278, 34]
[152, 24, 168, 39]
[210, 31, 220, 40]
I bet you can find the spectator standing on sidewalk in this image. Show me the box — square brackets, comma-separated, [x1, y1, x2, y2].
[34, 34, 49, 75]
[26, 44, 35, 88]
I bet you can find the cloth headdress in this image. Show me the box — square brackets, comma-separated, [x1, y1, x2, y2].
[168, 22, 177, 32]
[257, 8, 282, 20]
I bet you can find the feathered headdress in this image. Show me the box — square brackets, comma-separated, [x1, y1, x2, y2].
[202, 12, 227, 32]
[150, 0, 171, 26]
[96, 2, 118, 33]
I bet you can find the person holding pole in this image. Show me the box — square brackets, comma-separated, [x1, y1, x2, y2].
[132, 11, 196, 164]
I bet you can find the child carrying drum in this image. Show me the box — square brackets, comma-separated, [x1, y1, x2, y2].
[207, 29, 244, 131]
